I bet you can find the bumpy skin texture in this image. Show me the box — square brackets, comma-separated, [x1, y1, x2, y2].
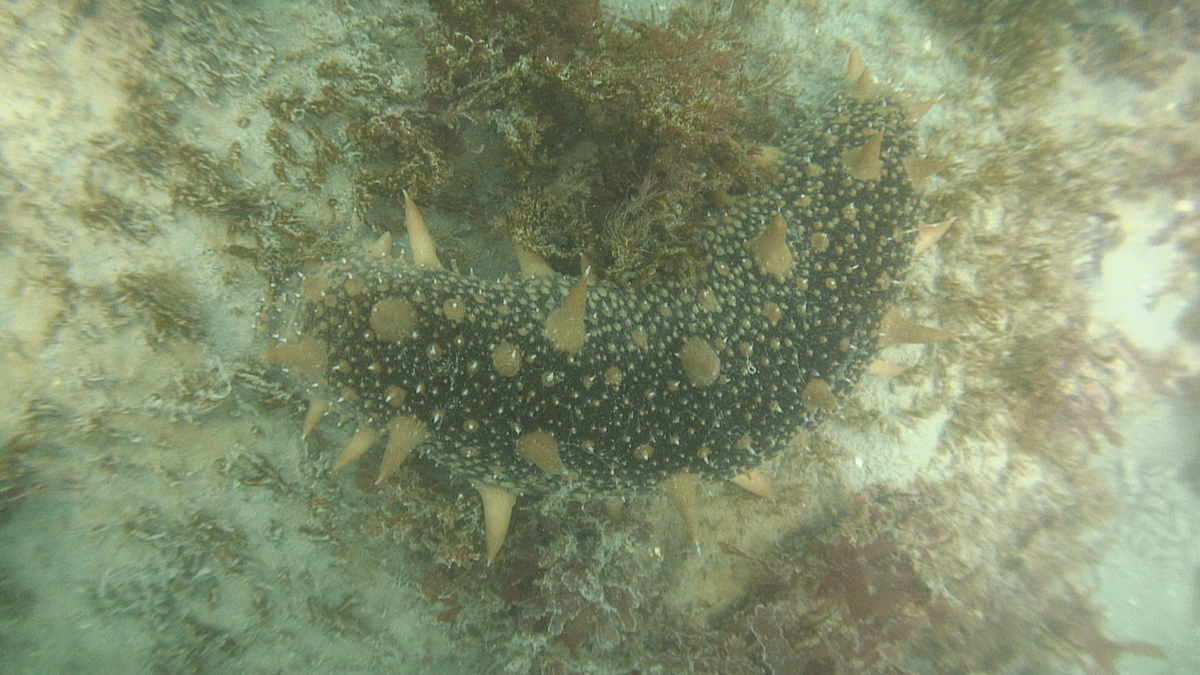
[276, 94, 920, 496]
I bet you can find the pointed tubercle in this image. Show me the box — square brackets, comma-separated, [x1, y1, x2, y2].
[748, 144, 784, 172]
[603, 497, 625, 524]
[904, 156, 952, 190]
[852, 67, 875, 97]
[543, 267, 592, 353]
[730, 468, 777, 502]
[263, 336, 328, 379]
[845, 47, 866, 86]
[663, 472, 701, 549]
[914, 218, 955, 256]
[878, 308, 956, 347]
[332, 427, 381, 471]
[867, 360, 909, 377]
[402, 190, 444, 270]
[302, 397, 330, 437]
[514, 241, 556, 279]
[516, 429, 567, 476]
[755, 213, 795, 280]
[376, 415, 428, 483]
[906, 96, 941, 120]
[802, 378, 839, 409]
[367, 231, 393, 258]
[472, 481, 517, 565]
[841, 131, 883, 181]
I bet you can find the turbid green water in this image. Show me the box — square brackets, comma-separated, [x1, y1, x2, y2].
[1, 1, 1196, 674]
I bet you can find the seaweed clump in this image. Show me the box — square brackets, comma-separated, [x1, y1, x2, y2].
[914, 0, 1199, 105]
[912, 0, 1075, 105]
[726, 480, 1165, 675]
[362, 0, 782, 284]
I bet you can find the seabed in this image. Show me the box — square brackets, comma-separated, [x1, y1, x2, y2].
[0, 1, 1198, 674]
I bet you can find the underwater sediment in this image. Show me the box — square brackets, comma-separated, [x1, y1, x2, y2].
[0, 1, 1192, 674]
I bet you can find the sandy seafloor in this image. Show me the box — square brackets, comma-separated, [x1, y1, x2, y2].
[1, 0, 1199, 674]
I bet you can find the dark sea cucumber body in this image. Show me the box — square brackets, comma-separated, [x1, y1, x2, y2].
[276, 94, 920, 496]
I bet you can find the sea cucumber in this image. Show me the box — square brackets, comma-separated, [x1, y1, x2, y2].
[266, 85, 937, 561]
